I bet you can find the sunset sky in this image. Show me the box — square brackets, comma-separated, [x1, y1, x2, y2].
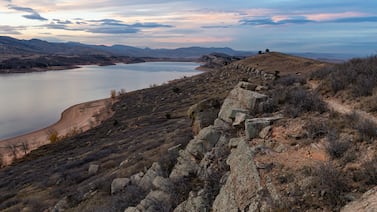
[1, 0, 376, 55]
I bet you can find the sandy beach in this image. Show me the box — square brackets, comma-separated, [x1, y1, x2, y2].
[0, 98, 115, 166]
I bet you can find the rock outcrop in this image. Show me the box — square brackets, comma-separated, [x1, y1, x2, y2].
[111, 178, 130, 194]
[245, 116, 282, 140]
[218, 81, 268, 123]
[200, 53, 242, 69]
[138, 162, 163, 191]
[170, 126, 222, 179]
[226, 63, 276, 81]
[212, 139, 279, 211]
[187, 98, 221, 135]
[88, 164, 99, 175]
[123, 81, 280, 212]
[341, 186, 377, 212]
[124, 190, 172, 212]
[174, 189, 210, 212]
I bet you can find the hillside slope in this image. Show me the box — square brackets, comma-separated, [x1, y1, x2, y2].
[1, 53, 376, 211]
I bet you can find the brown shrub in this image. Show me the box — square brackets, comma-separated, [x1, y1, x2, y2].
[314, 162, 349, 207]
[284, 87, 327, 117]
[275, 74, 306, 86]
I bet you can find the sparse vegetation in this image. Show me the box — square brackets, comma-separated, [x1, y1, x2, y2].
[110, 89, 117, 99]
[325, 133, 350, 159]
[356, 119, 377, 140]
[118, 88, 126, 96]
[172, 86, 181, 93]
[47, 128, 60, 143]
[304, 119, 328, 139]
[362, 157, 377, 185]
[1, 52, 376, 212]
[284, 87, 326, 117]
[315, 55, 377, 98]
[6, 144, 18, 160]
[275, 74, 306, 86]
[314, 162, 348, 206]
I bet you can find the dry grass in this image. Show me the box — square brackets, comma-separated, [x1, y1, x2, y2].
[236, 52, 329, 76]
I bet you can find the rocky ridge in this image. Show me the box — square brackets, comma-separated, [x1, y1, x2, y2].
[1, 52, 375, 212]
[117, 81, 284, 211]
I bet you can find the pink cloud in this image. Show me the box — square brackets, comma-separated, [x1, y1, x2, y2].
[305, 12, 367, 21]
[152, 36, 233, 44]
[271, 15, 290, 22]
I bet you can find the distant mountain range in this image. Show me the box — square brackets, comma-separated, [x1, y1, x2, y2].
[0, 36, 360, 62]
[0, 36, 255, 59]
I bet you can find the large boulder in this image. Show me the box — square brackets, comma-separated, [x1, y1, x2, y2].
[245, 116, 283, 140]
[212, 139, 279, 212]
[88, 164, 99, 175]
[130, 172, 144, 185]
[174, 189, 210, 212]
[124, 190, 172, 212]
[152, 176, 173, 193]
[111, 178, 130, 194]
[245, 118, 271, 140]
[138, 162, 163, 191]
[170, 148, 200, 179]
[212, 139, 262, 211]
[341, 186, 377, 212]
[218, 82, 268, 123]
[187, 98, 221, 135]
[170, 126, 222, 179]
[52, 197, 69, 212]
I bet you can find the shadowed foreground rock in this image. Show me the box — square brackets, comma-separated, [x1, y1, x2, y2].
[341, 186, 377, 212]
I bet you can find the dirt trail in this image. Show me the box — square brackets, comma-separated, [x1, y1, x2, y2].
[308, 81, 377, 125]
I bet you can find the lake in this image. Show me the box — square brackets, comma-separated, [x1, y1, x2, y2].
[0, 62, 200, 140]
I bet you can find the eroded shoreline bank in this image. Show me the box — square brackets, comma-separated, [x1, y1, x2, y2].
[0, 98, 115, 166]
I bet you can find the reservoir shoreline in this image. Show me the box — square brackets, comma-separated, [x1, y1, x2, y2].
[0, 61, 200, 166]
[0, 97, 115, 166]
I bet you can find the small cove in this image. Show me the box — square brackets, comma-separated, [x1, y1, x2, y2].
[0, 62, 200, 140]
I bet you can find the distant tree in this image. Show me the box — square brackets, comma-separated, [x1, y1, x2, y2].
[20, 141, 29, 155]
[265, 48, 270, 53]
[6, 144, 18, 160]
[258, 50, 263, 54]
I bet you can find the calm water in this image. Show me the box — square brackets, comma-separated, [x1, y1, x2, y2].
[0, 62, 199, 140]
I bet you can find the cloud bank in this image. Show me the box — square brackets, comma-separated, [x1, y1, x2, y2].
[8, 5, 47, 21]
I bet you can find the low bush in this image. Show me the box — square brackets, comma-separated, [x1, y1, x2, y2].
[352, 75, 375, 97]
[47, 129, 60, 143]
[275, 74, 306, 86]
[326, 135, 350, 159]
[284, 88, 327, 117]
[172, 87, 181, 93]
[304, 120, 329, 139]
[361, 93, 377, 112]
[309, 66, 333, 80]
[110, 89, 117, 99]
[318, 55, 377, 96]
[314, 162, 348, 206]
[260, 98, 278, 114]
[362, 157, 377, 185]
[355, 118, 377, 141]
[171, 174, 203, 208]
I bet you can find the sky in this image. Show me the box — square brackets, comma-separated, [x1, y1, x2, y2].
[0, 0, 377, 55]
